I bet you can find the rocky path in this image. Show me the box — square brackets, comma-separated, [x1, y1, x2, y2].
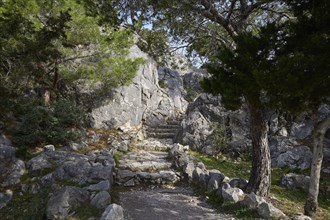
[114, 123, 235, 220]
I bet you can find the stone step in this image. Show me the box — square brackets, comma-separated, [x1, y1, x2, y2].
[115, 169, 180, 186]
[133, 139, 172, 151]
[147, 128, 178, 133]
[148, 133, 176, 139]
[117, 151, 172, 172]
[152, 124, 180, 129]
[167, 120, 181, 125]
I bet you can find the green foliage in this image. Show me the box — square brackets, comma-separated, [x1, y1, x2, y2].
[0, 0, 143, 96]
[158, 79, 165, 88]
[263, 0, 330, 113]
[0, 186, 50, 220]
[184, 87, 200, 102]
[12, 98, 86, 157]
[74, 201, 102, 220]
[137, 29, 169, 65]
[201, 24, 279, 110]
[210, 122, 231, 153]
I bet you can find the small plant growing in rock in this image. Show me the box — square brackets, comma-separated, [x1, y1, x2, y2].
[158, 79, 165, 88]
[210, 122, 231, 154]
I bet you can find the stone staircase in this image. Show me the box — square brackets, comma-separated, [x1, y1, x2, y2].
[146, 119, 182, 139]
[115, 117, 184, 187]
[115, 139, 179, 187]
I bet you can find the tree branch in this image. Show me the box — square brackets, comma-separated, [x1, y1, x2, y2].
[227, 0, 238, 22]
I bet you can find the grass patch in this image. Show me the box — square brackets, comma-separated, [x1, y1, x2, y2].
[72, 201, 103, 220]
[189, 151, 251, 179]
[76, 128, 119, 154]
[0, 187, 50, 220]
[190, 150, 330, 220]
[113, 151, 123, 165]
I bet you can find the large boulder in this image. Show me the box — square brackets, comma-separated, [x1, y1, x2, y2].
[169, 143, 190, 169]
[0, 190, 13, 210]
[90, 191, 111, 209]
[257, 202, 286, 219]
[0, 135, 25, 187]
[207, 170, 225, 192]
[290, 120, 314, 140]
[192, 165, 209, 188]
[240, 192, 266, 209]
[275, 146, 313, 170]
[220, 183, 245, 203]
[229, 178, 248, 190]
[100, 203, 124, 220]
[46, 186, 90, 220]
[280, 173, 310, 192]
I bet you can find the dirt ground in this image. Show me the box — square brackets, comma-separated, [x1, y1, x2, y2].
[118, 185, 236, 220]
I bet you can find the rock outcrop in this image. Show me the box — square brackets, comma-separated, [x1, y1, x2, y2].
[174, 93, 250, 154]
[27, 149, 114, 185]
[83, 45, 189, 131]
[175, 92, 329, 171]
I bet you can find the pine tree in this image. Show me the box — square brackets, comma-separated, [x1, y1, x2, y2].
[203, 0, 330, 214]
[264, 0, 330, 216]
[201, 25, 279, 196]
[0, 0, 144, 104]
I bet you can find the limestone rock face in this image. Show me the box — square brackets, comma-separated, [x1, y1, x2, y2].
[175, 93, 251, 154]
[175, 94, 228, 151]
[87, 45, 188, 130]
[175, 92, 329, 171]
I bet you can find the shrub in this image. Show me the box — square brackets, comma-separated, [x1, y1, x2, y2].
[210, 122, 231, 153]
[12, 98, 86, 157]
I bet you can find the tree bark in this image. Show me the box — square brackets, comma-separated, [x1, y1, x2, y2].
[245, 98, 271, 197]
[304, 114, 330, 217]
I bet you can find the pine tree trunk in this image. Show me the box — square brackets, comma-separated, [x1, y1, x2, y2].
[304, 114, 330, 217]
[245, 99, 271, 197]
